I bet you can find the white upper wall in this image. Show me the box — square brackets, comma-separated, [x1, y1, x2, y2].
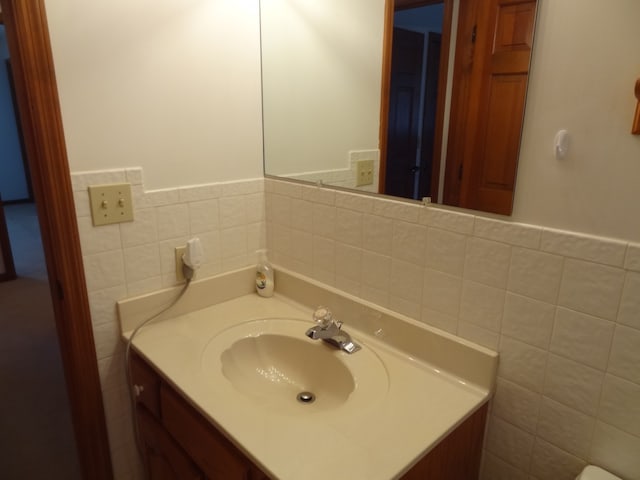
[43, 0, 640, 242]
[44, 0, 264, 189]
[512, 0, 640, 241]
[261, 0, 385, 175]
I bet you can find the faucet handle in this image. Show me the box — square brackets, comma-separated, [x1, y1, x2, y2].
[312, 306, 334, 328]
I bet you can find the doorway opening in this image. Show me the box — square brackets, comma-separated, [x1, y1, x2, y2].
[379, 0, 453, 203]
[0, 22, 81, 479]
[0, 203, 82, 479]
[0, 2, 112, 477]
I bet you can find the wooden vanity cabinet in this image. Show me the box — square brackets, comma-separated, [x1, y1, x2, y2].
[129, 352, 486, 480]
[130, 352, 268, 480]
[136, 407, 203, 480]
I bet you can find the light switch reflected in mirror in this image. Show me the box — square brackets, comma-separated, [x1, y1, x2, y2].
[260, 0, 538, 215]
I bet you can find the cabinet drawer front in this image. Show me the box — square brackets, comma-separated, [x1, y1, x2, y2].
[160, 384, 251, 479]
[130, 352, 161, 417]
[137, 407, 203, 480]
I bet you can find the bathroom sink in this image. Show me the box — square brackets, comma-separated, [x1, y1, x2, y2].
[200, 318, 389, 413]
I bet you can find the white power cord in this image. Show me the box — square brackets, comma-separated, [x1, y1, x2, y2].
[124, 238, 202, 472]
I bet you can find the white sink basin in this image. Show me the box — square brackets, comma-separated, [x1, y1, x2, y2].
[201, 318, 389, 413]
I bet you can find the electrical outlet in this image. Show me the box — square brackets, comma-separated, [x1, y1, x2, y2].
[175, 246, 187, 282]
[88, 183, 134, 226]
[356, 160, 374, 186]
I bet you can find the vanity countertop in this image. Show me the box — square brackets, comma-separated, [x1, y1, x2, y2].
[120, 269, 497, 480]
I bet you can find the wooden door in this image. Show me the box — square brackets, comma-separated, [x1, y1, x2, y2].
[444, 0, 536, 214]
[384, 27, 425, 199]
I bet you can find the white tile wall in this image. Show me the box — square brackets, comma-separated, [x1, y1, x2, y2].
[265, 178, 640, 480]
[277, 149, 380, 194]
[529, 438, 586, 480]
[618, 272, 640, 329]
[558, 259, 625, 321]
[486, 416, 535, 471]
[73, 172, 640, 480]
[72, 168, 265, 480]
[483, 452, 529, 480]
[543, 354, 604, 417]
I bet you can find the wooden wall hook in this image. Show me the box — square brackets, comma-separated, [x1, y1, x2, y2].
[633, 78, 640, 135]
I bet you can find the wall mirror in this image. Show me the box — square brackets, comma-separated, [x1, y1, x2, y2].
[260, 0, 538, 215]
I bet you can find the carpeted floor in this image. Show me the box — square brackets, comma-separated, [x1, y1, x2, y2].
[0, 203, 81, 479]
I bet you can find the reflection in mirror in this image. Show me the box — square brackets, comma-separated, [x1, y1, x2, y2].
[381, 2, 446, 202]
[261, 0, 537, 215]
[261, 0, 385, 194]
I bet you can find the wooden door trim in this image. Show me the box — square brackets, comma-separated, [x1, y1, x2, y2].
[378, 0, 452, 200]
[378, 0, 394, 194]
[0, 1, 113, 478]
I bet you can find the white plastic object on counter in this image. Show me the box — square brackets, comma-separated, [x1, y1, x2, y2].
[255, 250, 274, 297]
[184, 237, 204, 271]
[554, 129, 570, 159]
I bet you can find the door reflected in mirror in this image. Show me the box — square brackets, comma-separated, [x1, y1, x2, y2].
[260, 0, 537, 215]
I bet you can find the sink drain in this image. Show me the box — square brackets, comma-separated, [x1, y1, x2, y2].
[296, 391, 316, 404]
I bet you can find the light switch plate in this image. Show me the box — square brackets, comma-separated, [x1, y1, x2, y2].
[356, 159, 374, 186]
[88, 183, 134, 226]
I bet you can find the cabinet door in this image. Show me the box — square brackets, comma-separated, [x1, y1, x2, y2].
[130, 351, 161, 417]
[137, 406, 204, 480]
[401, 403, 488, 480]
[249, 466, 272, 480]
[161, 384, 253, 479]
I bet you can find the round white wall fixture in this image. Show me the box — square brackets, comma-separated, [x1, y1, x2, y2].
[554, 129, 570, 159]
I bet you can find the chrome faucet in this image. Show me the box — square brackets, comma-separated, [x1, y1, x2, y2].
[305, 307, 361, 354]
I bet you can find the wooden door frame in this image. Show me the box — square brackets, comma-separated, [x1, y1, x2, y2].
[0, 1, 113, 478]
[378, 0, 453, 201]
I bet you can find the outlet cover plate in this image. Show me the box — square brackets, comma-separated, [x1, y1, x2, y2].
[88, 183, 134, 226]
[175, 246, 187, 282]
[356, 160, 374, 186]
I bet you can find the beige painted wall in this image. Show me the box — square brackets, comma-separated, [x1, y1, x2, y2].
[44, 0, 264, 190]
[261, 0, 385, 175]
[513, 0, 640, 241]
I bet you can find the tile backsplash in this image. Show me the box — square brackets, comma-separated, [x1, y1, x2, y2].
[73, 169, 640, 480]
[71, 168, 265, 479]
[265, 178, 640, 480]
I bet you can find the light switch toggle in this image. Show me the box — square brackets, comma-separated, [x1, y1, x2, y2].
[88, 183, 134, 226]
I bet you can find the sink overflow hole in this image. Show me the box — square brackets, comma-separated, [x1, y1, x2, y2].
[296, 391, 316, 404]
